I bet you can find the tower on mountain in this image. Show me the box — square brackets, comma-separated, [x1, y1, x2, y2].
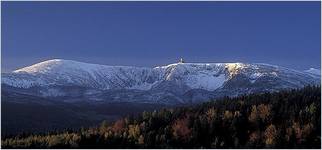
[179, 58, 185, 63]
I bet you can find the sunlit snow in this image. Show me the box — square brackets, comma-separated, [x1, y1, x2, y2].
[3, 59, 320, 92]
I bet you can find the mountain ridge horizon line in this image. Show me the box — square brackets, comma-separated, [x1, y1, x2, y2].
[10, 58, 320, 73]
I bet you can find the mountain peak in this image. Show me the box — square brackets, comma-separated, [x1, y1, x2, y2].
[13, 59, 75, 73]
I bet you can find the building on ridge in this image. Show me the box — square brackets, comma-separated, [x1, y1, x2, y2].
[179, 58, 185, 63]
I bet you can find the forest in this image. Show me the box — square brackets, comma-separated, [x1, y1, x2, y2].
[1, 86, 321, 148]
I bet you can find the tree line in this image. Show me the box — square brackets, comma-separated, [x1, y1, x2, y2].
[2, 86, 321, 148]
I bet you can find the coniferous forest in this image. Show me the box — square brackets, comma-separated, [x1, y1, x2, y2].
[1, 86, 321, 148]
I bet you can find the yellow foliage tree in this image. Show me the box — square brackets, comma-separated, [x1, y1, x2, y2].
[249, 104, 271, 122]
[172, 117, 191, 141]
[223, 110, 233, 120]
[206, 107, 217, 122]
[264, 124, 277, 146]
[128, 124, 140, 139]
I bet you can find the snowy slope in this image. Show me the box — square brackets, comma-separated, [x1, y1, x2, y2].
[2, 59, 320, 104]
[304, 68, 321, 76]
[4, 59, 229, 91]
[5, 59, 159, 90]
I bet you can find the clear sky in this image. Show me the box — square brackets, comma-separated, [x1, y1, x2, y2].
[2, 1, 321, 72]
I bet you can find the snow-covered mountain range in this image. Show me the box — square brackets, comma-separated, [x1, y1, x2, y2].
[2, 59, 320, 104]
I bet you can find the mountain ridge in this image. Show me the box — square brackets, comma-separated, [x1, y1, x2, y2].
[2, 59, 320, 104]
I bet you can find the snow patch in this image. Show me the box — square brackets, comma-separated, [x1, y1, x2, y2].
[129, 82, 158, 90]
[250, 72, 263, 79]
[304, 68, 321, 76]
[185, 74, 225, 91]
[40, 89, 65, 97]
[249, 72, 263, 84]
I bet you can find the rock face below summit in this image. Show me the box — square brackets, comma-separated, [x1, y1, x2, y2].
[2, 59, 320, 105]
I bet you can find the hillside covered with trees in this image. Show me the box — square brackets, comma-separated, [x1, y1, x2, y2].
[2, 86, 321, 148]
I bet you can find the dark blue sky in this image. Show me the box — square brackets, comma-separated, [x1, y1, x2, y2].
[2, 1, 321, 72]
